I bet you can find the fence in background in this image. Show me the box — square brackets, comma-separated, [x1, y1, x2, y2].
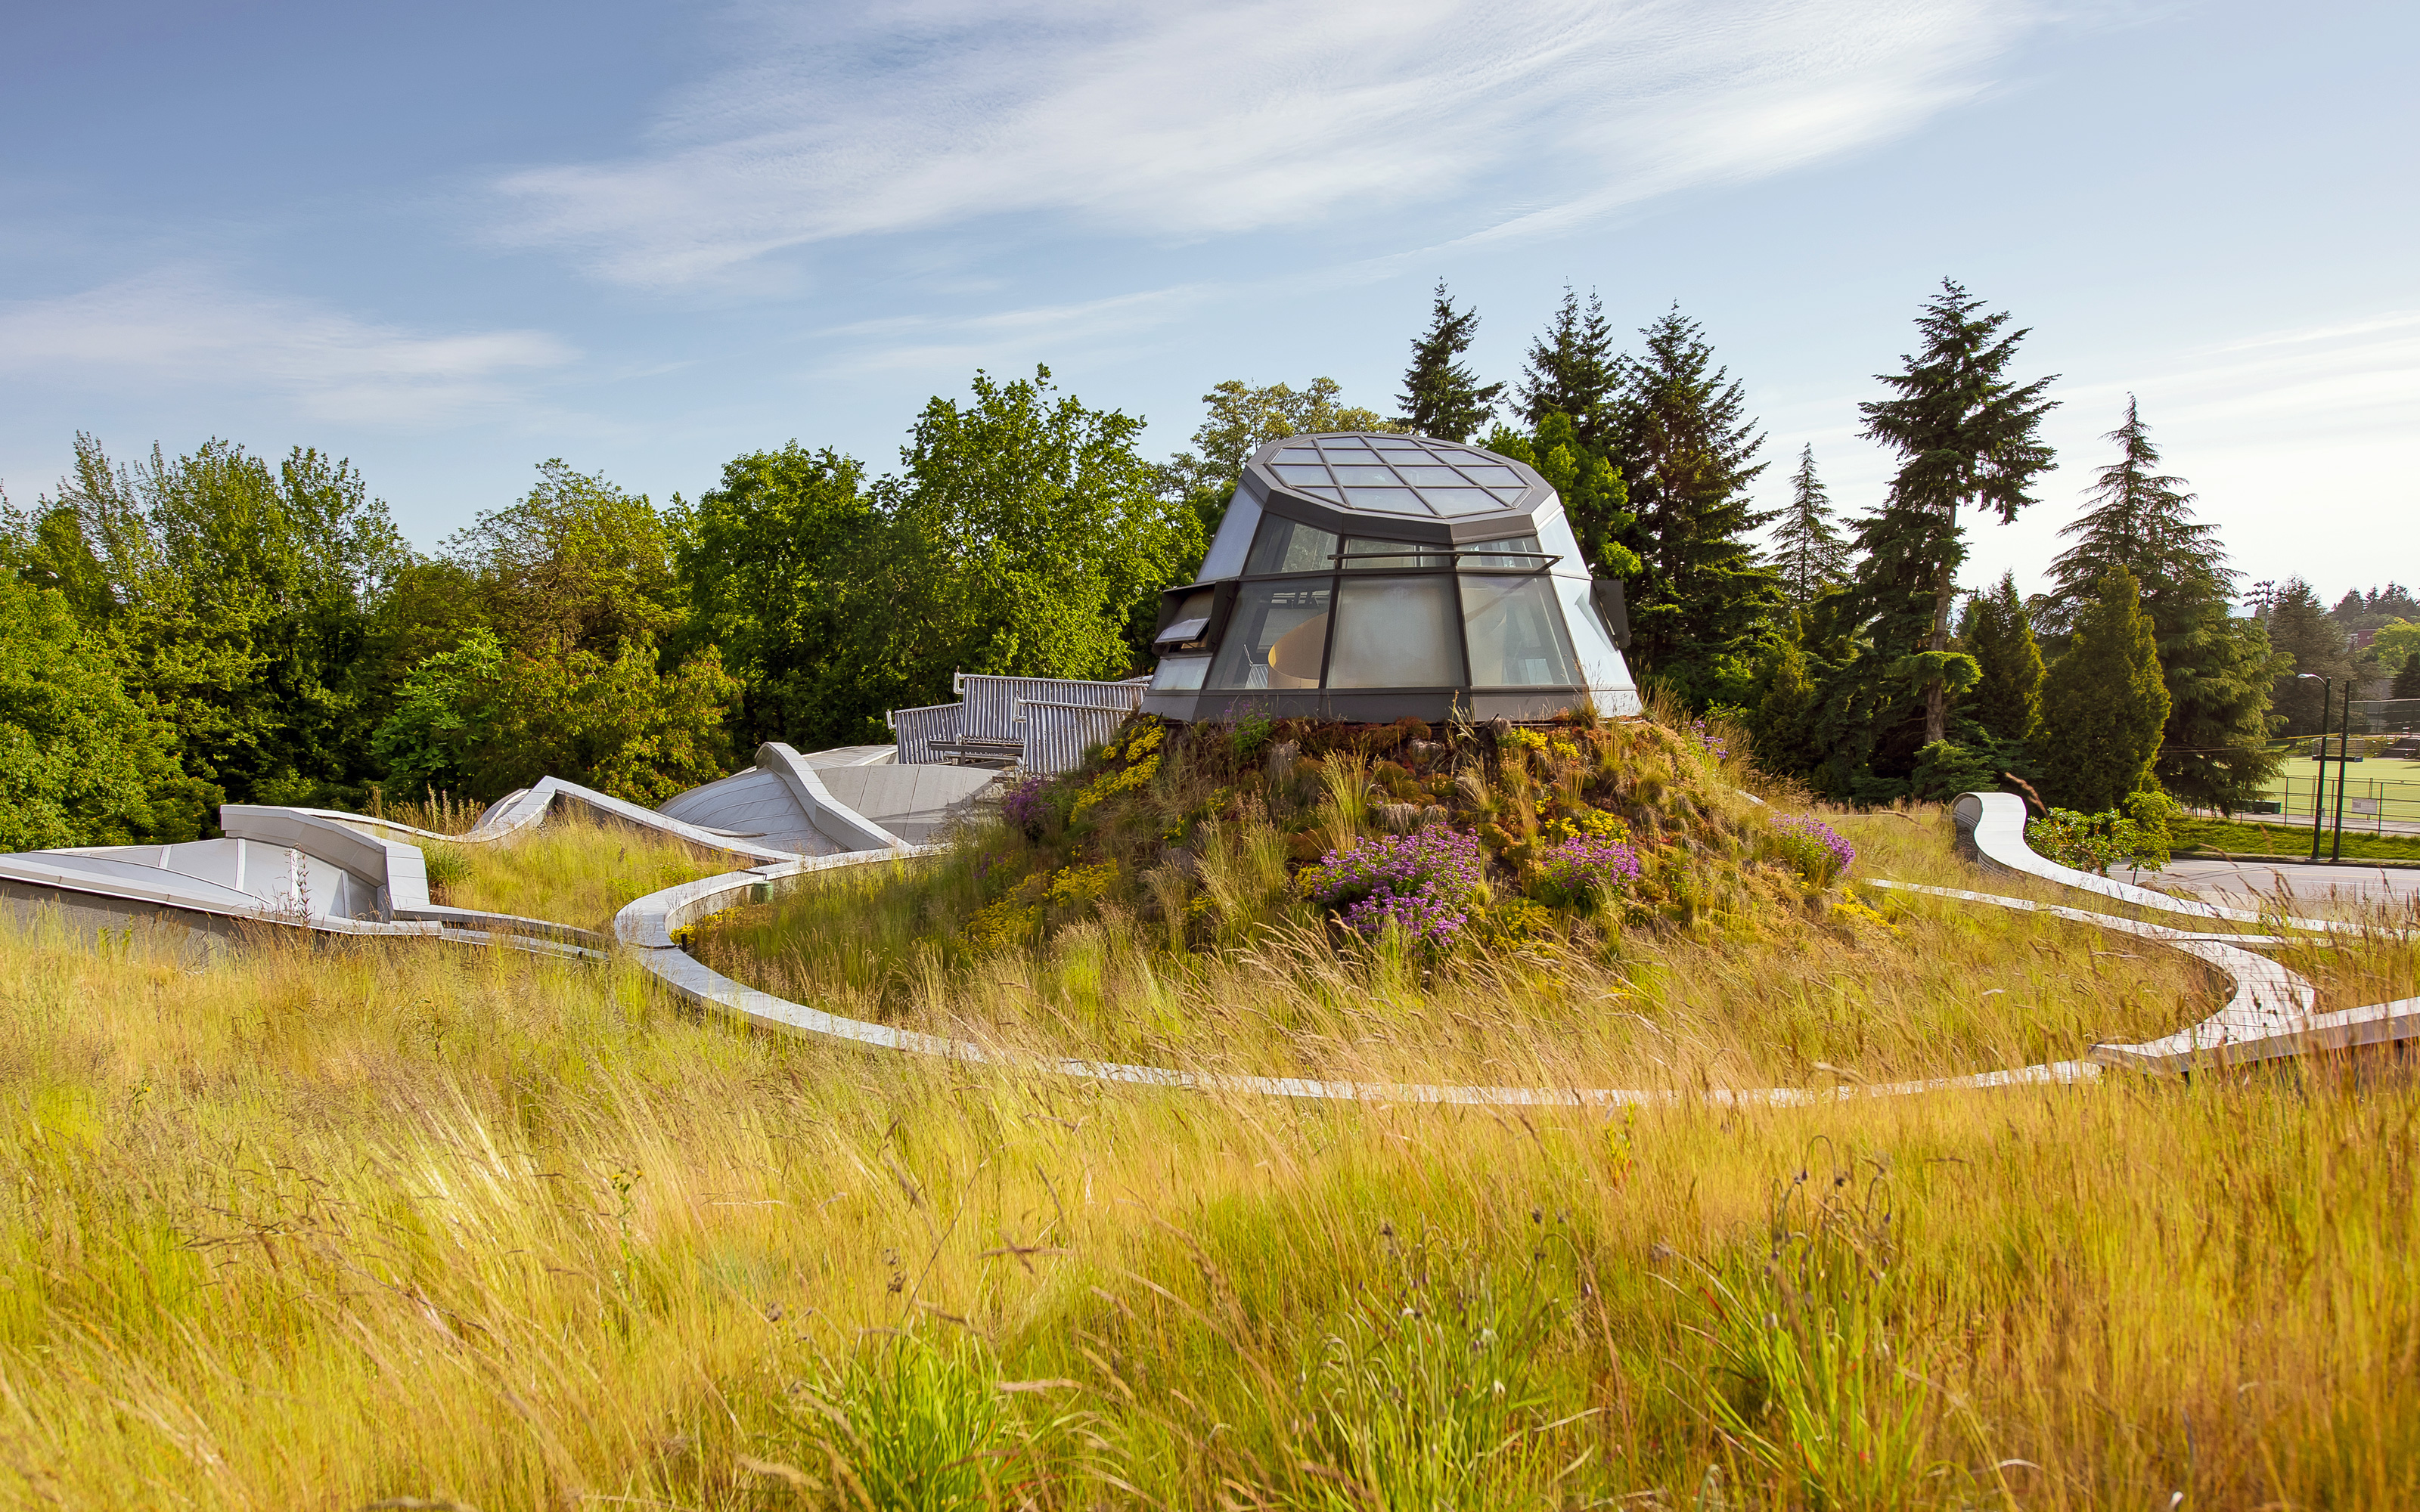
[2249, 773, 2420, 835]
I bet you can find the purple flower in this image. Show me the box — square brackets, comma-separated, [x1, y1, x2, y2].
[1686, 717, 1731, 762]
[1532, 833, 1643, 907]
[1004, 773, 1050, 839]
[1300, 826, 1484, 947]
[1773, 814, 1854, 885]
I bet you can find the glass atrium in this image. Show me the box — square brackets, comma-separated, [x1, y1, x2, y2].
[1140, 433, 1640, 723]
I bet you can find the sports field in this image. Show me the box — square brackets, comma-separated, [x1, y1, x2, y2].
[2259, 755, 2420, 830]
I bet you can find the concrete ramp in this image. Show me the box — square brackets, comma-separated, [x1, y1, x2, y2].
[814, 763, 1000, 844]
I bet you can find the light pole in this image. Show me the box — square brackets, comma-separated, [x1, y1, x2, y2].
[2332, 676, 2355, 862]
[2298, 673, 2330, 862]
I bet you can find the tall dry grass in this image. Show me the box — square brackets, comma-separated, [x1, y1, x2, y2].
[698, 810, 2233, 1091]
[6, 754, 2420, 1512]
[430, 810, 731, 933]
[0, 888, 2417, 1509]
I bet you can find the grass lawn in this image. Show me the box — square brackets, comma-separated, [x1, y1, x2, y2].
[2173, 814, 2420, 864]
[2259, 755, 2420, 824]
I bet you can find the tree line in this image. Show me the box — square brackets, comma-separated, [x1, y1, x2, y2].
[1378, 276, 2403, 816]
[0, 368, 1196, 847]
[2, 280, 2402, 850]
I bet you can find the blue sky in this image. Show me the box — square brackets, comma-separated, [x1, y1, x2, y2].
[4, 0, 2413, 603]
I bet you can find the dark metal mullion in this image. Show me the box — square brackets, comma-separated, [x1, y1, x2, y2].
[1450, 568, 1475, 692]
[1316, 573, 1338, 689]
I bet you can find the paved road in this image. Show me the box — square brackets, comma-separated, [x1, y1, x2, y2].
[2132, 857, 2420, 911]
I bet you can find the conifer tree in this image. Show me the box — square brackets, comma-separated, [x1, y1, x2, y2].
[2044, 395, 2225, 631]
[1609, 306, 1782, 708]
[1516, 286, 1618, 448]
[1959, 572, 2043, 742]
[2396, 649, 2420, 701]
[1396, 281, 1504, 442]
[1769, 445, 1850, 606]
[2263, 577, 2349, 735]
[2042, 398, 2280, 808]
[1748, 621, 1822, 777]
[1856, 280, 2059, 748]
[2037, 565, 2169, 813]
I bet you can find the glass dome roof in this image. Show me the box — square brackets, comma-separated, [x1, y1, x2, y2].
[1254, 433, 1537, 522]
[1137, 432, 1640, 725]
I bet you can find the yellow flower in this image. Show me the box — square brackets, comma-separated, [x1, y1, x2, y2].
[1044, 860, 1119, 907]
[1832, 897, 1900, 934]
[1071, 752, 1161, 815]
[963, 897, 1041, 950]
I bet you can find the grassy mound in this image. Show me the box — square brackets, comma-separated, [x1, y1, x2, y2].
[390, 804, 733, 935]
[962, 709, 1836, 953]
[697, 714, 2227, 1087]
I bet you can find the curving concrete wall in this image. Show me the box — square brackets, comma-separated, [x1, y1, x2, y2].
[610, 788, 2415, 1095]
[1951, 791, 2353, 935]
[7, 767, 2408, 1087]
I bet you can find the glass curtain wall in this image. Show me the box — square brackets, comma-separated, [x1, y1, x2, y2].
[1205, 516, 1578, 692]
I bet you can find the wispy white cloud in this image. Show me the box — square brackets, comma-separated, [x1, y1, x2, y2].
[491, 0, 2043, 290]
[807, 280, 1219, 376]
[0, 269, 576, 426]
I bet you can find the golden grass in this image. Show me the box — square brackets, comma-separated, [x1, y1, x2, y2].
[6, 770, 2419, 1512]
[2, 884, 2418, 1510]
[428, 811, 731, 934]
[697, 808, 2231, 1090]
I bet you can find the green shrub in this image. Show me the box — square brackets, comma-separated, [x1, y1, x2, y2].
[2024, 789, 2179, 875]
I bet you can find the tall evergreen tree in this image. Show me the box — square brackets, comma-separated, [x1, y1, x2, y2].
[2042, 398, 2280, 809]
[2037, 565, 2169, 812]
[1959, 572, 2043, 742]
[2043, 396, 2226, 634]
[1609, 306, 1782, 708]
[2263, 576, 2349, 735]
[1516, 286, 1618, 448]
[1768, 445, 1850, 606]
[1856, 280, 2059, 748]
[1748, 618, 1823, 778]
[1396, 281, 1503, 443]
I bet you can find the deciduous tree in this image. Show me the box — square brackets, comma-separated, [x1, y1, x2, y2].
[0, 575, 200, 848]
[857, 366, 1199, 714]
[673, 443, 877, 749]
[2395, 649, 2420, 701]
[8, 434, 408, 815]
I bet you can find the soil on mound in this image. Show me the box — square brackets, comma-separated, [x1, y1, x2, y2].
[968, 709, 1852, 955]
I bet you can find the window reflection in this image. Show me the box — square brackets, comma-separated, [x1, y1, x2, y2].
[1461, 575, 1578, 686]
[1328, 577, 1465, 688]
[1462, 535, 1547, 568]
[1244, 515, 1340, 575]
[1208, 581, 1332, 689]
[1340, 537, 1452, 569]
